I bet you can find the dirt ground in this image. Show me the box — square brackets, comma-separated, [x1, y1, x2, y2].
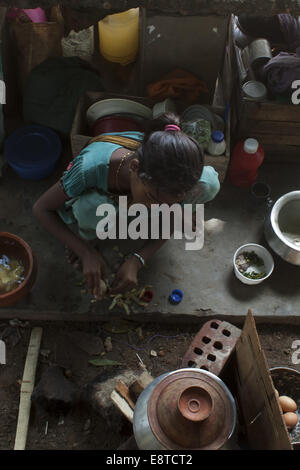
[0, 318, 299, 450]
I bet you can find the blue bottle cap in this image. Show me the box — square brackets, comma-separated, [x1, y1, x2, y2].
[169, 289, 183, 305]
[212, 131, 224, 143]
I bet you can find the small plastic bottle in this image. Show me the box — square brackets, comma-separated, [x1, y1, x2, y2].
[229, 138, 264, 188]
[208, 131, 226, 156]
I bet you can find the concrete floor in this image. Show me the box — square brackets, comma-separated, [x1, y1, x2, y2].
[0, 153, 300, 322]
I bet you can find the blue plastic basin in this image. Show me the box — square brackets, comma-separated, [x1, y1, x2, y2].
[4, 125, 62, 180]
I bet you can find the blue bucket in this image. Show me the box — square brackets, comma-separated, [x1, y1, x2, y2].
[4, 125, 62, 180]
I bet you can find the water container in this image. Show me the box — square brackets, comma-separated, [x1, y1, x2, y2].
[98, 8, 139, 65]
[228, 138, 264, 188]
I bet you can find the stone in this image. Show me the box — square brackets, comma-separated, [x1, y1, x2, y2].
[104, 336, 113, 353]
[31, 366, 81, 413]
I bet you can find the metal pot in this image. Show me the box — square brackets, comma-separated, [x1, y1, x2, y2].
[248, 38, 272, 70]
[133, 368, 237, 450]
[264, 191, 300, 265]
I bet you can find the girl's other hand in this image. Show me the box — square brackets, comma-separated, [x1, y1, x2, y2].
[81, 247, 107, 299]
[109, 257, 141, 295]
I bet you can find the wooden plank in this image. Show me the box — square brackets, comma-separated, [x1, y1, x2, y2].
[241, 119, 300, 137]
[110, 390, 134, 424]
[129, 370, 154, 401]
[234, 310, 292, 450]
[14, 327, 43, 450]
[116, 380, 136, 409]
[242, 101, 300, 123]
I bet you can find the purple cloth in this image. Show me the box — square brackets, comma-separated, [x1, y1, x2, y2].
[278, 14, 300, 51]
[262, 50, 300, 93]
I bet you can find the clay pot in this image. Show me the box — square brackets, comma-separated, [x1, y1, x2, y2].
[0, 232, 37, 307]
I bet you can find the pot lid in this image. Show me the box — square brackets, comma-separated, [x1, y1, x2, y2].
[147, 369, 236, 450]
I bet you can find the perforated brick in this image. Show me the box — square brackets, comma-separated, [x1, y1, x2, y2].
[181, 320, 241, 376]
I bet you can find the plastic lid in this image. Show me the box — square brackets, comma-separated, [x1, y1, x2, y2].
[242, 81, 267, 100]
[169, 289, 183, 305]
[212, 131, 224, 143]
[244, 138, 259, 154]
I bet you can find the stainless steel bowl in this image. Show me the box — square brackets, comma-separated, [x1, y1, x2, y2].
[265, 191, 300, 266]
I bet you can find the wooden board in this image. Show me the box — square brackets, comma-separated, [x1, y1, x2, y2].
[243, 101, 300, 123]
[233, 310, 292, 450]
[138, 11, 230, 102]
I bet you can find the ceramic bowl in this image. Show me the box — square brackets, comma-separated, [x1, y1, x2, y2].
[233, 243, 274, 285]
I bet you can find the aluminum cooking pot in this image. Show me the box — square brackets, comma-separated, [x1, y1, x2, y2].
[265, 191, 300, 266]
[133, 368, 237, 450]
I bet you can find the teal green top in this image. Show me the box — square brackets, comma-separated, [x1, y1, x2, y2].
[59, 132, 220, 239]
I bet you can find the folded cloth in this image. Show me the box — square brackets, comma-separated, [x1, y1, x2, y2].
[278, 14, 300, 51]
[262, 50, 300, 94]
[147, 68, 208, 104]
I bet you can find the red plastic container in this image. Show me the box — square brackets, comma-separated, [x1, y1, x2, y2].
[228, 138, 264, 188]
[92, 115, 142, 137]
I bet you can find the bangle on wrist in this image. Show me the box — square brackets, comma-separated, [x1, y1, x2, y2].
[130, 252, 145, 267]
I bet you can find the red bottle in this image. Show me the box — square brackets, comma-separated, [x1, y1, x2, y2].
[228, 138, 264, 188]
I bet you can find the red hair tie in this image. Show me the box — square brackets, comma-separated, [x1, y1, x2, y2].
[164, 124, 181, 132]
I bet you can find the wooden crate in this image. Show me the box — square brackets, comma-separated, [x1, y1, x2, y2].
[70, 91, 231, 182]
[232, 23, 300, 161]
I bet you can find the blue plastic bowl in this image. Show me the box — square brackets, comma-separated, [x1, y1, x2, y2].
[4, 125, 62, 180]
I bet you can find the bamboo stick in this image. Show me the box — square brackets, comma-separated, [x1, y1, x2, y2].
[14, 327, 43, 450]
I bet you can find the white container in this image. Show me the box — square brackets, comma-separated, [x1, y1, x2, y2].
[233, 243, 274, 285]
[208, 131, 226, 156]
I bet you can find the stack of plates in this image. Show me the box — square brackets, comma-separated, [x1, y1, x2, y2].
[182, 105, 225, 132]
[86, 98, 153, 127]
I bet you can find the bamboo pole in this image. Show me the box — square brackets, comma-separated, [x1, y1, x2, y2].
[14, 327, 43, 451]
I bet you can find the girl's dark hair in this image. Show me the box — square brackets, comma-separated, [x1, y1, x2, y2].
[136, 112, 204, 196]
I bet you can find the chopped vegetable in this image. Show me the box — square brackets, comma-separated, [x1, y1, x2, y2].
[236, 251, 266, 280]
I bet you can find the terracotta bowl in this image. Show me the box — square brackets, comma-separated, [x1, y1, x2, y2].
[0, 232, 37, 307]
[92, 115, 142, 136]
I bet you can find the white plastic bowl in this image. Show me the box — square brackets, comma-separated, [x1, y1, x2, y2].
[233, 243, 274, 285]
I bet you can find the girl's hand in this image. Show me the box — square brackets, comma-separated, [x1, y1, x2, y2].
[81, 247, 107, 299]
[109, 256, 141, 295]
